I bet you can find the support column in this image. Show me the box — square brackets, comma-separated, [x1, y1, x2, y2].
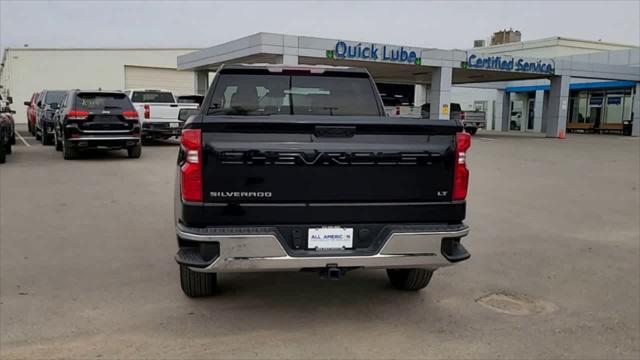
[282, 55, 298, 65]
[195, 70, 209, 95]
[546, 75, 571, 138]
[632, 83, 640, 137]
[533, 90, 544, 133]
[282, 34, 299, 65]
[541, 91, 550, 133]
[414, 84, 427, 107]
[495, 90, 510, 132]
[429, 67, 452, 120]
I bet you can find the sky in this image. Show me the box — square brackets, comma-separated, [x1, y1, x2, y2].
[1, 0, 639, 58]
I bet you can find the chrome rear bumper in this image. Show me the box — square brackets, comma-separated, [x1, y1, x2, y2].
[176, 225, 470, 273]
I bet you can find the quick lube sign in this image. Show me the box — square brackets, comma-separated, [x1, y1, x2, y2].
[327, 41, 421, 65]
[465, 54, 554, 74]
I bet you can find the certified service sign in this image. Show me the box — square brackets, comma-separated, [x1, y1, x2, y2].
[464, 54, 554, 74]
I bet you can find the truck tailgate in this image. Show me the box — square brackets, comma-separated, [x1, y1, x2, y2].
[136, 103, 197, 120]
[195, 118, 463, 225]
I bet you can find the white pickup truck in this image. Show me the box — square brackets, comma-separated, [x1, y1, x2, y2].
[123, 89, 198, 140]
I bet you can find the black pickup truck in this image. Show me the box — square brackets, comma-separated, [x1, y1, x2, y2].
[174, 64, 471, 297]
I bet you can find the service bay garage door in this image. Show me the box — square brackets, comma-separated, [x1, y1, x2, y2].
[124, 65, 194, 95]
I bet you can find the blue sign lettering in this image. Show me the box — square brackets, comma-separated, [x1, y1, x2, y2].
[467, 54, 554, 74]
[334, 41, 418, 64]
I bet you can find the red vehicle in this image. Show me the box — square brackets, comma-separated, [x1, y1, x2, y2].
[24, 92, 39, 135]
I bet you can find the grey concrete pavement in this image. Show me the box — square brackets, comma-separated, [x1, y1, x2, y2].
[1, 130, 638, 359]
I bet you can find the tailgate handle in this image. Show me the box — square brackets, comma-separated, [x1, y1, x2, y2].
[170, 104, 178, 107]
[314, 126, 356, 138]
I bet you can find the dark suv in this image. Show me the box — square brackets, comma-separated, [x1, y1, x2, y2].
[36, 90, 67, 145]
[53, 90, 142, 159]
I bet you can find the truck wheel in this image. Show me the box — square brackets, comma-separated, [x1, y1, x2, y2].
[54, 132, 62, 151]
[179, 265, 217, 297]
[127, 144, 142, 159]
[28, 122, 33, 134]
[0, 138, 6, 164]
[5, 141, 11, 154]
[63, 141, 78, 160]
[42, 133, 53, 146]
[35, 128, 41, 141]
[386, 268, 433, 291]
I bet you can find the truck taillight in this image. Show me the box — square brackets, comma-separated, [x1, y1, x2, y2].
[180, 129, 202, 202]
[143, 104, 150, 119]
[453, 132, 471, 201]
[66, 110, 89, 120]
[122, 110, 139, 120]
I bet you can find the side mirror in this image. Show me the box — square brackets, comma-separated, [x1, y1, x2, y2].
[24, 101, 31, 106]
[7, 97, 13, 105]
[37, 101, 42, 107]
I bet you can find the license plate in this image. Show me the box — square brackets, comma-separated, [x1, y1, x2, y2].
[308, 227, 353, 250]
[169, 122, 180, 128]
[93, 115, 119, 123]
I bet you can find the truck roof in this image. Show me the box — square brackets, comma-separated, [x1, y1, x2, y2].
[219, 63, 369, 74]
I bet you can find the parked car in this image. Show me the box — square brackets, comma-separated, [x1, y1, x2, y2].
[174, 64, 471, 297]
[35, 90, 67, 145]
[23, 92, 39, 135]
[123, 89, 198, 141]
[420, 102, 485, 135]
[0, 102, 16, 164]
[52, 90, 142, 159]
[176, 95, 205, 107]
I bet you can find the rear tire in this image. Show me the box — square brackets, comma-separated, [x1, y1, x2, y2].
[179, 265, 217, 297]
[54, 131, 62, 151]
[28, 122, 33, 134]
[0, 138, 6, 164]
[387, 268, 433, 291]
[5, 141, 11, 154]
[42, 133, 53, 146]
[127, 144, 142, 159]
[63, 141, 78, 160]
[35, 128, 41, 141]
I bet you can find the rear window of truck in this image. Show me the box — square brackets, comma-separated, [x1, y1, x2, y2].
[75, 93, 132, 110]
[131, 91, 175, 103]
[207, 73, 381, 116]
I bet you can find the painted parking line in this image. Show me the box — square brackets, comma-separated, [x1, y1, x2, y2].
[15, 131, 31, 147]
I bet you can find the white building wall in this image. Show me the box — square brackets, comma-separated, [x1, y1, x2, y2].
[1, 48, 197, 123]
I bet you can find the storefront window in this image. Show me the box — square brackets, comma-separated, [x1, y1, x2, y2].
[510, 100, 524, 130]
[565, 87, 634, 129]
[570, 93, 588, 123]
[604, 93, 623, 124]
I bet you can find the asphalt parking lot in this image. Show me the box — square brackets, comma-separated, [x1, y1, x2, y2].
[1, 127, 638, 359]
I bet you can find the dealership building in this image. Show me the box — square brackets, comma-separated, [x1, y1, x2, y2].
[1, 32, 639, 137]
